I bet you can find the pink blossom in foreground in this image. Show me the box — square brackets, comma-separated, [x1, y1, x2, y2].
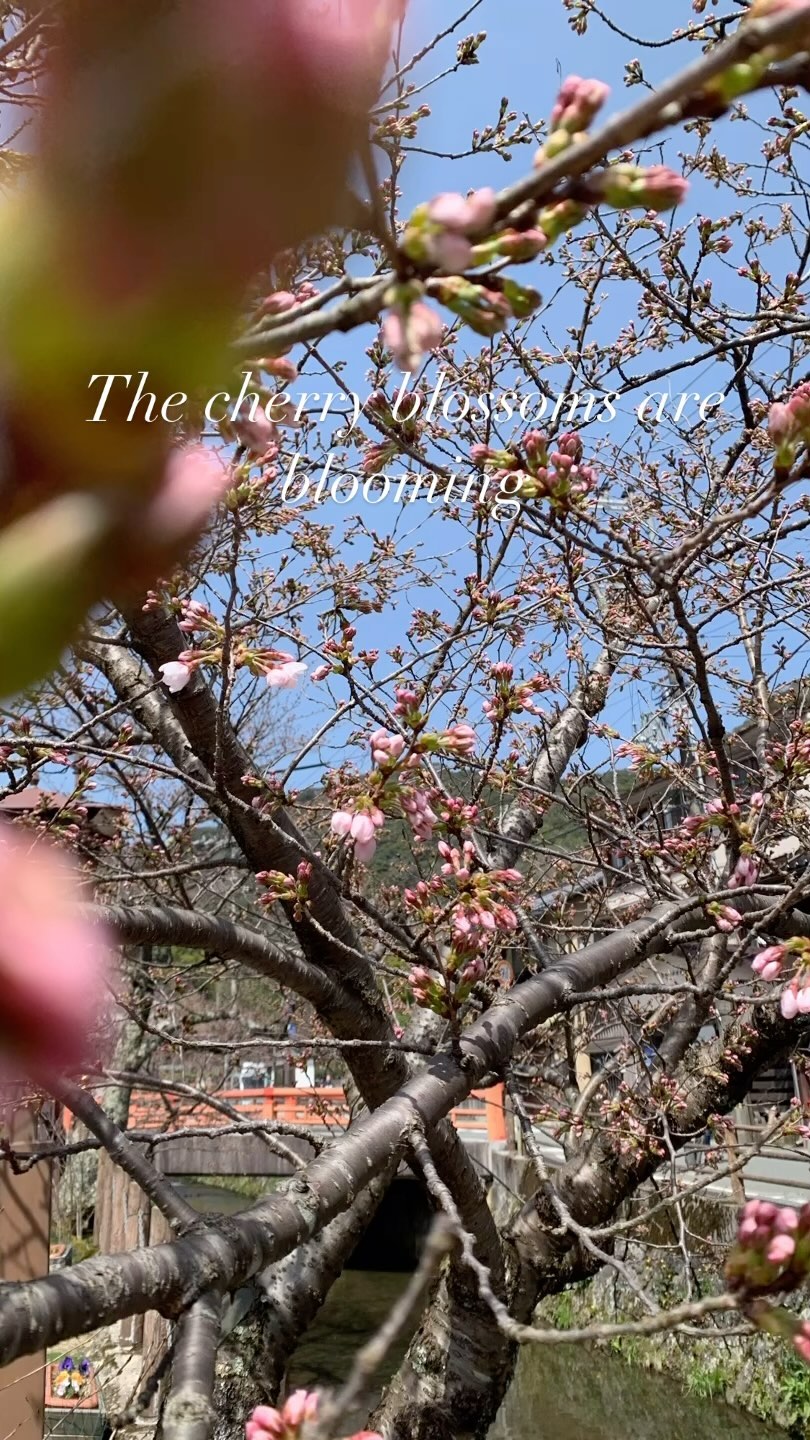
[331, 810, 353, 838]
[782, 978, 810, 1018]
[796, 1319, 810, 1365]
[409, 966, 434, 1005]
[146, 445, 231, 543]
[351, 814, 377, 845]
[231, 405, 281, 459]
[246, 1389, 319, 1440]
[768, 383, 810, 456]
[550, 75, 610, 133]
[750, 0, 810, 17]
[0, 824, 112, 1076]
[49, 1, 406, 296]
[782, 987, 800, 1019]
[726, 1198, 810, 1297]
[259, 291, 299, 315]
[768, 403, 793, 444]
[428, 188, 497, 234]
[597, 163, 689, 213]
[159, 660, 193, 693]
[383, 299, 445, 372]
[264, 661, 307, 689]
[401, 789, 439, 842]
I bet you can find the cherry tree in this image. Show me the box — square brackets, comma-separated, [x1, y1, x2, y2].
[4, 3, 810, 1439]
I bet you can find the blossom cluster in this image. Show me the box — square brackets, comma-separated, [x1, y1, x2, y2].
[727, 1199, 810, 1296]
[751, 936, 810, 1019]
[482, 660, 551, 724]
[329, 710, 476, 864]
[404, 843, 522, 1013]
[246, 1390, 380, 1440]
[471, 429, 597, 512]
[379, 69, 690, 372]
[656, 797, 760, 890]
[770, 717, 810, 778]
[1, 1, 400, 703]
[158, 602, 308, 694]
[256, 862, 313, 922]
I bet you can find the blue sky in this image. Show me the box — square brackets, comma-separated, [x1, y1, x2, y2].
[244, 0, 807, 782]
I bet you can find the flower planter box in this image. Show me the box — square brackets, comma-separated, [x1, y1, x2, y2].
[49, 1241, 73, 1271]
[45, 1359, 99, 1408]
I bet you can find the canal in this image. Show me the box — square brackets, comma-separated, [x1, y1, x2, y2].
[182, 1182, 784, 1440]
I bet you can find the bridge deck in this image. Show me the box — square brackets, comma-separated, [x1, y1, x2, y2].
[117, 1084, 508, 1176]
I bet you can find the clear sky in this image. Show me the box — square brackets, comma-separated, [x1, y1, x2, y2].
[254, 0, 788, 774]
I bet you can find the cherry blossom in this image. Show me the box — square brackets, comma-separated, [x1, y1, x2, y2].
[159, 660, 193, 693]
[0, 824, 112, 1076]
[370, 730, 406, 767]
[246, 1389, 318, 1440]
[549, 75, 610, 133]
[752, 944, 787, 981]
[264, 661, 308, 689]
[382, 296, 445, 371]
[147, 445, 231, 543]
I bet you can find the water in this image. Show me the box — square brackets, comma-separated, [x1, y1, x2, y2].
[489, 1344, 783, 1440]
[288, 1270, 783, 1440]
[183, 1183, 783, 1440]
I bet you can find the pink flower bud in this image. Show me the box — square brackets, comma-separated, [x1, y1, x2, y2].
[557, 431, 584, 462]
[330, 809, 353, 838]
[550, 75, 610, 133]
[246, 1406, 286, 1440]
[383, 298, 445, 371]
[767, 1233, 796, 1264]
[795, 1330, 810, 1365]
[768, 402, 795, 445]
[496, 229, 548, 260]
[231, 406, 280, 458]
[259, 291, 299, 315]
[782, 987, 800, 1020]
[147, 445, 231, 543]
[429, 231, 474, 272]
[427, 188, 497, 235]
[282, 1390, 319, 1431]
[350, 813, 377, 844]
[752, 944, 786, 977]
[598, 163, 688, 213]
[729, 854, 759, 889]
[0, 825, 113, 1077]
[470, 444, 495, 465]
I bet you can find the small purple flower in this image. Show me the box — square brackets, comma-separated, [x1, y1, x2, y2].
[79, 1359, 91, 1377]
[60, 1356, 74, 1372]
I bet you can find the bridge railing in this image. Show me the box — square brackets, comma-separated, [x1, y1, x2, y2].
[125, 1083, 507, 1143]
